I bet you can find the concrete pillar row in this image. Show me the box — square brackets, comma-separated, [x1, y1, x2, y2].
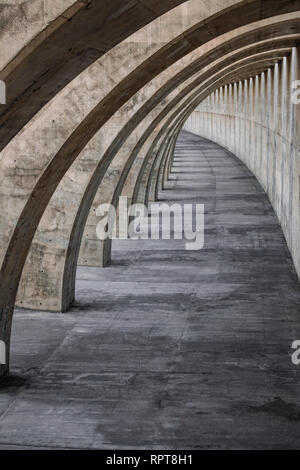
[14, 35, 295, 312]
[155, 124, 182, 199]
[135, 58, 287, 211]
[184, 46, 300, 280]
[145, 57, 288, 212]
[146, 116, 187, 205]
[76, 55, 290, 286]
[133, 60, 281, 227]
[95, 59, 281, 274]
[0, 8, 300, 379]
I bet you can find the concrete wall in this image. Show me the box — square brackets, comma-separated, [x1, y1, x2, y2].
[184, 48, 300, 279]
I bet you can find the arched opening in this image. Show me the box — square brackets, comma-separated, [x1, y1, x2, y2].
[0, 0, 300, 450]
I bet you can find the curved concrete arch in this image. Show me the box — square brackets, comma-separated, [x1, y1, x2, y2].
[67, 56, 284, 307]
[138, 58, 280, 206]
[73, 51, 291, 282]
[144, 66, 274, 207]
[16, 28, 300, 311]
[158, 55, 299, 202]
[80, 38, 298, 263]
[0, 2, 300, 378]
[0, 1, 77, 70]
[12, 17, 300, 312]
[98, 58, 285, 271]
[0, 0, 188, 152]
[145, 49, 299, 268]
[131, 55, 288, 209]
[3, 2, 231, 312]
[77, 14, 300, 258]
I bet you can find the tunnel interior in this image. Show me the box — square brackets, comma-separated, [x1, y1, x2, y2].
[0, 0, 299, 450]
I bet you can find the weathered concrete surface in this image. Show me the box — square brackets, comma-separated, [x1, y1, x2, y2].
[0, 132, 299, 449]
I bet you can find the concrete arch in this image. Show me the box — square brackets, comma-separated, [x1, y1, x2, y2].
[79, 43, 296, 268]
[133, 53, 292, 207]
[10, 15, 300, 313]
[0, 0, 187, 152]
[131, 55, 289, 205]
[60, 50, 296, 302]
[97, 58, 287, 271]
[143, 55, 299, 284]
[143, 55, 300, 199]
[1, 2, 300, 378]
[155, 54, 299, 204]
[2, 1, 223, 314]
[77, 15, 300, 259]
[15, 20, 300, 312]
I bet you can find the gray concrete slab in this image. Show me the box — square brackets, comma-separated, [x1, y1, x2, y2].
[0, 131, 299, 449]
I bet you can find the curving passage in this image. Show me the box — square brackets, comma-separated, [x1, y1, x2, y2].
[1, 2, 300, 380]
[1, 131, 299, 449]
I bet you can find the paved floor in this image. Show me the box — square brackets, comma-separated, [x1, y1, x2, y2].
[0, 131, 300, 449]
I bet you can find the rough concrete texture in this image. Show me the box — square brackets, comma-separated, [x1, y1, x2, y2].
[0, 132, 299, 450]
[0, 0, 76, 69]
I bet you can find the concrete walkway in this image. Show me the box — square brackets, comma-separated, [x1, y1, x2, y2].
[1, 131, 300, 449]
